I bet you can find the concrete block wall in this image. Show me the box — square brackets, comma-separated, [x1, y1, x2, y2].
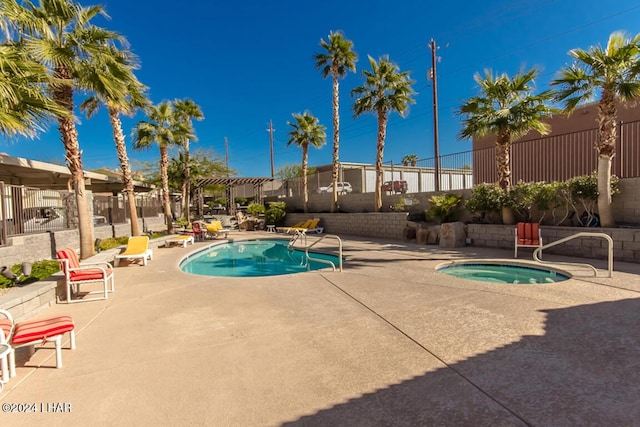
[611, 177, 640, 224]
[285, 212, 409, 240]
[467, 224, 640, 263]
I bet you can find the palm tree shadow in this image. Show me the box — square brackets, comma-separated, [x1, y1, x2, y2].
[282, 298, 640, 426]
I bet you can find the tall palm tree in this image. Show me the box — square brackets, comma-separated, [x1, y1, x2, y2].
[314, 30, 357, 213]
[352, 55, 416, 212]
[172, 98, 204, 223]
[0, 43, 68, 137]
[552, 31, 640, 227]
[1, 0, 125, 259]
[458, 68, 556, 223]
[286, 112, 326, 213]
[133, 102, 190, 234]
[79, 46, 150, 237]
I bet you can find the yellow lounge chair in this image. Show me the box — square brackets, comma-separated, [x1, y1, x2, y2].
[282, 219, 313, 234]
[290, 218, 324, 235]
[165, 234, 195, 248]
[114, 236, 153, 266]
[205, 221, 230, 239]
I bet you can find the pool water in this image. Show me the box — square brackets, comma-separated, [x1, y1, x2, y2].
[180, 239, 341, 277]
[437, 262, 570, 284]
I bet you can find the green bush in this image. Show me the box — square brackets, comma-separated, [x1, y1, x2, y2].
[465, 183, 504, 223]
[426, 193, 462, 223]
[246, 202, 266, 216]
[265, 201, 286, 226]
[0, 259, 60, 289]
[98, 236, 130, 251]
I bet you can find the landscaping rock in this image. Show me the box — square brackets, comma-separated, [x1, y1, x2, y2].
[439, 221, 466, 248]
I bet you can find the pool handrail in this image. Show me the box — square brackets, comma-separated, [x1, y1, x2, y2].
[532, 232, 613, 278]
[289, 234, 343, 272]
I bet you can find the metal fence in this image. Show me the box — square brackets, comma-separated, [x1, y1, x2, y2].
[0, 183, 164, 246]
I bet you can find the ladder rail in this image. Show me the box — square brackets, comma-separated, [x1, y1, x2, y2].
[533, 232, 613, 278]
[289, 233, 343, 272]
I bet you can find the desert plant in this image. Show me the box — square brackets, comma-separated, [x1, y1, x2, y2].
[426, 194, 463, 223]
[556, 173, 619, 226]
[265, 202, 287, 226]
[465, 183, 504, 223]
[246, 202, 266, 216]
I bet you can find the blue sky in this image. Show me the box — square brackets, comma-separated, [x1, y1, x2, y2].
[3, 0, 640, 177]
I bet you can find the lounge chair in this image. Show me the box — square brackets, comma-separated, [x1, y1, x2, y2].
[165, 234, 195, 248]
[282, 219, 313, 234]
[114, 236, 153, 267]
[514, 222, 543, 258]
[290, 218, 324, 235]
[0, 309, 75, 376]
[205, 220, 230, 239]
[56, 248, 114, 303]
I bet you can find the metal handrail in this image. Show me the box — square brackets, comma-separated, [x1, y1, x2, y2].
[289, 233, 343, 272]
[533, 232, 613, 278]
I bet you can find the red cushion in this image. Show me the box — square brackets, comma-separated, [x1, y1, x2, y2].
[0, 319, 11, 340]
[11, 315, 74, 345]
[57, 248, 81, 271]
[69, 268, 111, 281]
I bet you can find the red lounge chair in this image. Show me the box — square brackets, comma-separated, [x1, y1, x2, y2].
[0, 309, 75, 378]
[191, 222, 206, 241]
[56, 248, 114, 303]
[514, 222, 543, 258]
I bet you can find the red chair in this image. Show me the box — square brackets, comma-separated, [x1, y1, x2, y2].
[56, 248, 114, 303]
[0, 309, 75, 378]
[191, 221, 206, 241]
[514, 222, 543, 258]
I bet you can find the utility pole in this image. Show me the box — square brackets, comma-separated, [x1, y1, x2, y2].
[429, 38, 441, 192]
[225, 137, 232, 215]
[267, 120, 275, 178]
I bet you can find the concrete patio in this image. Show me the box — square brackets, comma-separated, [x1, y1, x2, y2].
[1, 232, 639, 426]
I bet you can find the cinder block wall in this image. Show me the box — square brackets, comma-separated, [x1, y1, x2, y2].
[285, 212, 409, 240]
[468, 224, 640, 262]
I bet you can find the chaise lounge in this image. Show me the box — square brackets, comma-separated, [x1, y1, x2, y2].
[114, 236, 153, 266]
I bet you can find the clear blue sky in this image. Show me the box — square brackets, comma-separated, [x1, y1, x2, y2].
[2, 0, 640, 177]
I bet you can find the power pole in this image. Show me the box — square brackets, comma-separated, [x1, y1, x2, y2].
[429, 38, 441, 192]
[267, 120, 275, 178]
[225, 137, 232, 215]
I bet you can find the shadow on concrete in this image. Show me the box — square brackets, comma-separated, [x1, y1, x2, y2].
[282, 298, 640, 426]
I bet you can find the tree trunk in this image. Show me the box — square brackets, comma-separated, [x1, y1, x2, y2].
[54, 66, 94, 259]
[495, 131, 511, 192]
[160, 146, 173, 233]
[331, 69, 340, 213]
[302, 145, 309, 213]
[183, 139, 191, 222]
[596, 92, 617, 227]
[375, 111, 388, 212]
[109, 107, 140, 236]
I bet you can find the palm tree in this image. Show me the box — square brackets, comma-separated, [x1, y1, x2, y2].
[133, 102, 191, 234]
[1, 0, 126, 259]
[0, 43, 68, 137]
[80, 46, 150, 237]
[352, 55, 416, 212]
[314, 31, 358, 213]
[172, 99, 204, 223]
[552, 31, 640, 227]
[458, 68, 556, 223]
[286, 112, 326, 213]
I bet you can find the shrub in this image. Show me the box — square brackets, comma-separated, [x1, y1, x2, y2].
[465, 183, 504, 223]
[0, 259, 60, 289]
[246, 202, 266, 216]
[99, 236, 130, 251]
[265, 201, 286, 226]
[426, 193, 463, 223]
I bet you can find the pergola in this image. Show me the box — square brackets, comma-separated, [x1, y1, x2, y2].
[194, 177, 274, 215]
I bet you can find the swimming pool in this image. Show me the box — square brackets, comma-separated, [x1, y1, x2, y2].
[436, 261, 571, 284]
[180, 239, 341, 277]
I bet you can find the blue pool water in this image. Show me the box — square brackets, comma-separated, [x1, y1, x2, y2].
[437, 262, 570, 284]
[180, 239, 341, 277]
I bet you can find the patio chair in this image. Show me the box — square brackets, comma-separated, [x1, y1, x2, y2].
[290, 218, 323, 235]
[0, 309, 75, 377]
[191, 221, 206, 241]
[165, 234, 195, 248]
[56, 248, 114, 303]
[205, 220, 230, 239]
[114, 236, 153, 267]
[282, 219, 313, 234]
[514, 222, 543, 258]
